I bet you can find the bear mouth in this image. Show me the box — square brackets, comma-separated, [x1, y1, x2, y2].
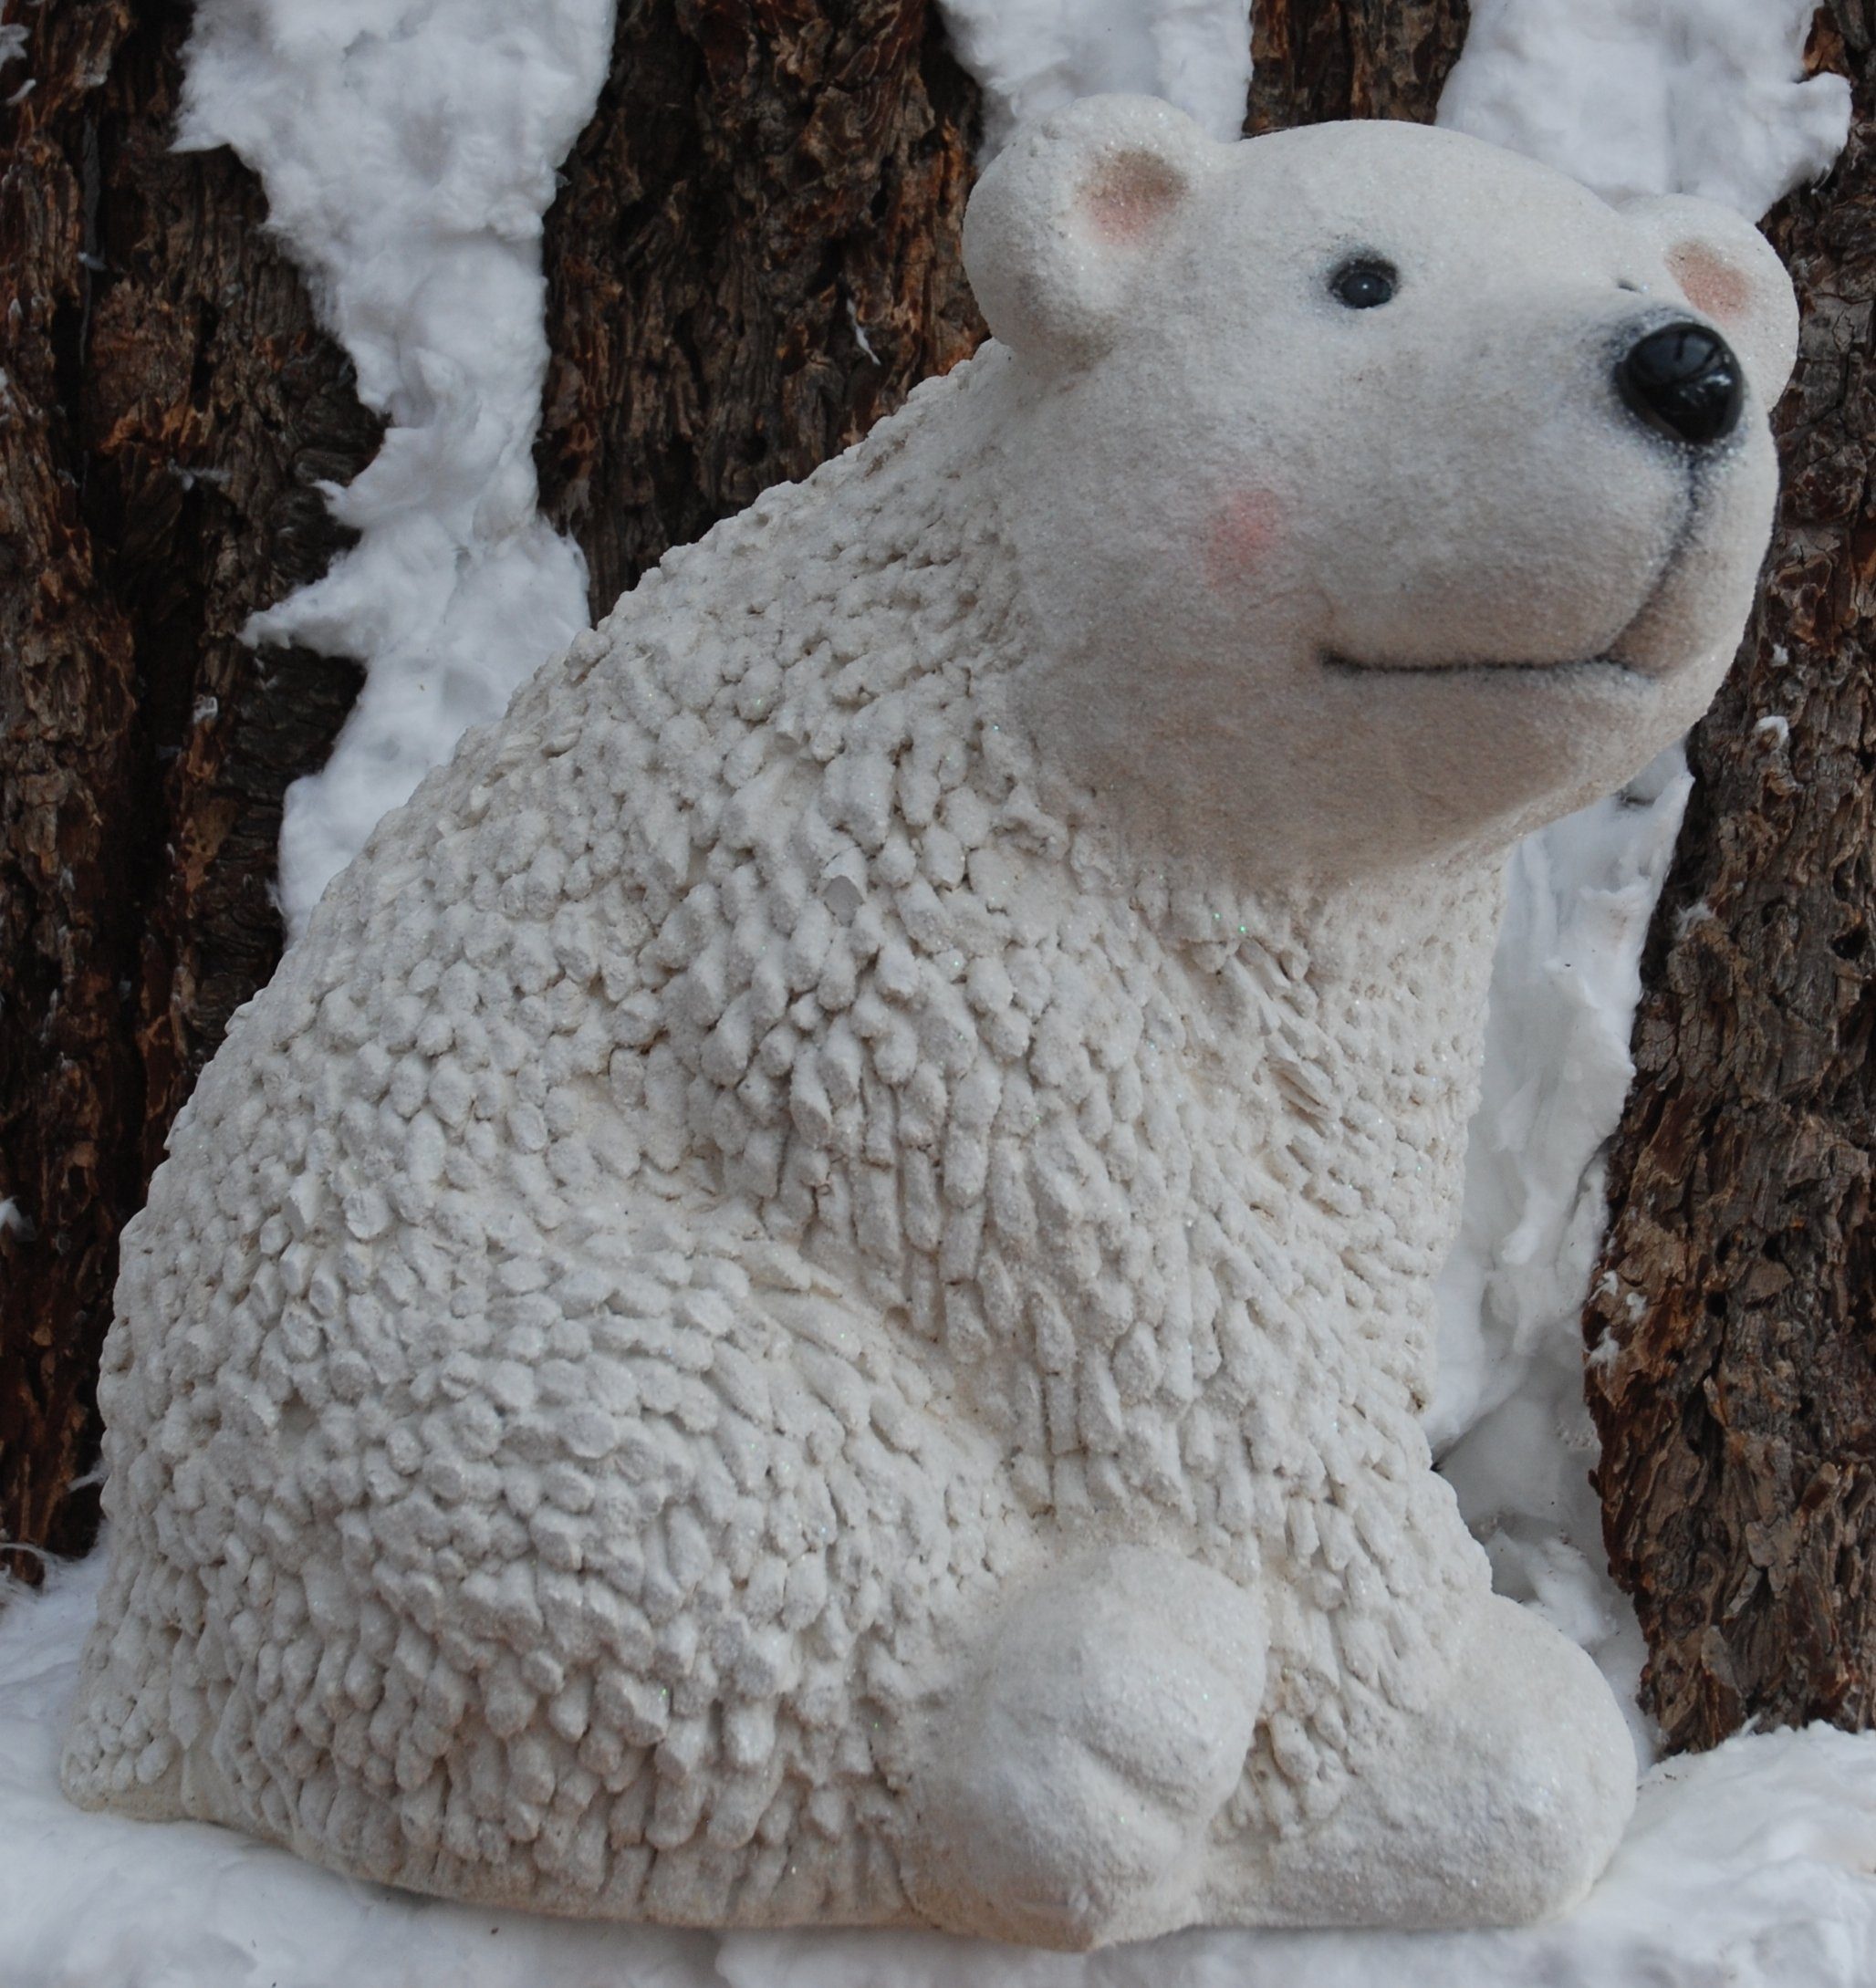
[1320, 651, 1647, 680]
[1321, 470, 1709, 686]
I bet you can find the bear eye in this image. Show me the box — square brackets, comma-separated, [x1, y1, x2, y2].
[1329, 257, 1397, 309]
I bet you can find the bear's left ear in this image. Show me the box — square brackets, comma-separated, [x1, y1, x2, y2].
[963, 94, 1217, 371]
[1618, 194, 1801, 409]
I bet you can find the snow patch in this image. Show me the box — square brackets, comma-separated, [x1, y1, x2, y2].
[1429, 750, 1691, 1754]
[9, 1546, 1876, 1987]
[935, 0, 1253, 151]
[1439, 0, 1850, 218]
[176, 0, 616, 934]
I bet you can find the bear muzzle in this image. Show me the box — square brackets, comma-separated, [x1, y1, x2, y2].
[1321, 316, 1757, 686]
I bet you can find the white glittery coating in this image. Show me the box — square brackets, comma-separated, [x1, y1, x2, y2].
[65, 104, 1793, 1950]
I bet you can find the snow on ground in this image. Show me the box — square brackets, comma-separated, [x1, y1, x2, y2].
[175, 0, 616, 934]
[6, 1548, 1876, 1988]
[2, 2, 1865, 1984]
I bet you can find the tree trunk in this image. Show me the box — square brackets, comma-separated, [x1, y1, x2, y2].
[1245, 0, 1471, 133]
[0, 0, 380, 1576]
[535, 0, 985, 617]
[1586, 4, 1876, 1754]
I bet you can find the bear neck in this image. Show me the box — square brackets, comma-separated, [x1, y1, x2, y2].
[589, 343, 1510, 1489]
[890, 346, 1514, 1121]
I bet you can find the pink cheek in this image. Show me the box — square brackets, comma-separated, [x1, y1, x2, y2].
[1668, 241, 1752, 322]
[1203, 491, 1285, 589]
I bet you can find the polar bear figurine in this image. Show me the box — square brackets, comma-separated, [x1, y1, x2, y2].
[64, 99, 1797, 1949]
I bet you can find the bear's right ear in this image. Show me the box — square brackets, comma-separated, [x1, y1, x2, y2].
[1617, 193, 1800, 410]
[963, 94, 1216, 371]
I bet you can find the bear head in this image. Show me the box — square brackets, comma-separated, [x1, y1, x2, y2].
[964, 97, 1797, 885]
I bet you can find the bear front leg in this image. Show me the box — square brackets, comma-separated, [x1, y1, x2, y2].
[1205, 1589, 1637, 1931]
[902, 1546, 1267, 1949]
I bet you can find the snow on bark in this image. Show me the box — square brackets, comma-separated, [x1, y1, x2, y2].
[1440, 0, 1850, 217]
[935, 0, 1253, 151]
[176, 0, 616, 934]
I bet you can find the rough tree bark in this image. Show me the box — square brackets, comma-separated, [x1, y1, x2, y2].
[1586, 5, 1876, 1754]
[535, 0, 985, 617]
[0, 0, 380, 1575]
[1245, 0, 1471, 133]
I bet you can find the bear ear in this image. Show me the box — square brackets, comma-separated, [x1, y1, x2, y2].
[1618, 194, 1800, 409]
[963, 94, 1217, 370]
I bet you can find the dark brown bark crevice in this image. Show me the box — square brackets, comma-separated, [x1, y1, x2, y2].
[535, 0, 985, 619]
[1586, 2, 1876, 1752]
[1246, 0, 1471, 134]
[0, 0, 380, 1575]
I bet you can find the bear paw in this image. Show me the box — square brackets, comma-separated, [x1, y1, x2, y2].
[904, 1546, 1266, 1948]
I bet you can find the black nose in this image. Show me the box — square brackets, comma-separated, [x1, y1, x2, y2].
[1615, 321, 1745, 447]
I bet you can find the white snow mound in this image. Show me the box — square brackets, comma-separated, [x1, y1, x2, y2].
[175, 0, 615, 935]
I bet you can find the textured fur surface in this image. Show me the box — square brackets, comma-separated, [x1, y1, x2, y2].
[65, 103, 1795, 1948]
